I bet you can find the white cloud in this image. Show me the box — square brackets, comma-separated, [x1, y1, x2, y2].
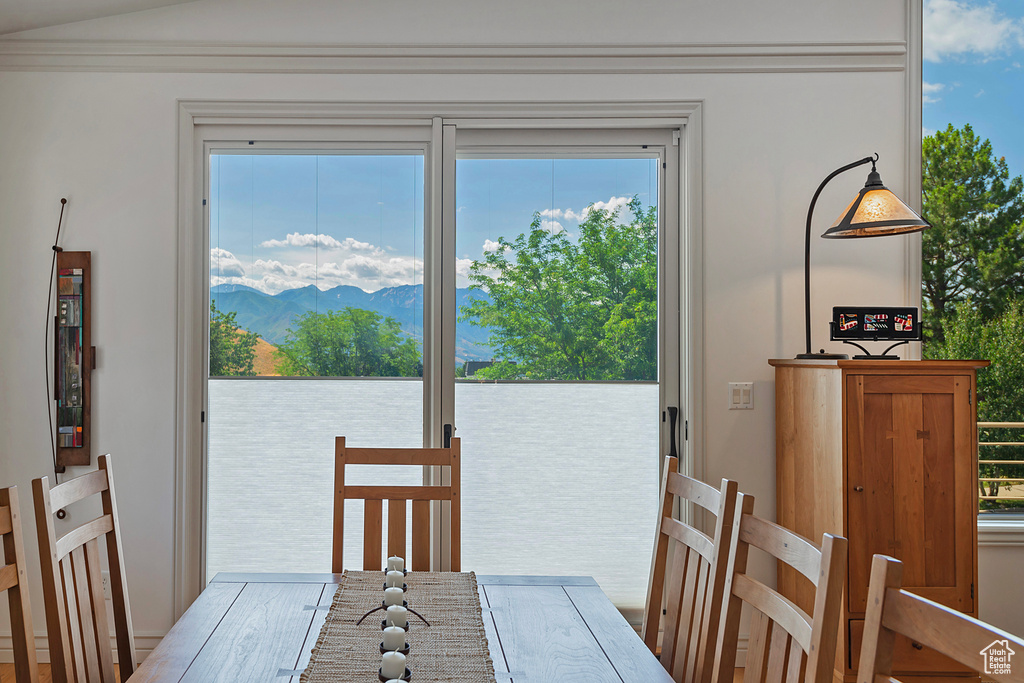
[590, 196, 632, 215]
[258, 232, 382, 253]
[924, 0, 1023, 62]
[210, 247, 245, 278]
[455, 258, 475, 288]
[538, 195, 635, 224]
[482, 239, 504, 253]
[975, 88, 986, 97]
[540, 219, 564, 233]
[922, 81, 945, 104]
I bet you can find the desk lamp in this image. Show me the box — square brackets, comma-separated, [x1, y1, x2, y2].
[796, 154, 930, 359]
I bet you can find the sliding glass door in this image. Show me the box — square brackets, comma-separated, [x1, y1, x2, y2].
[206, 150, 426, 576]
[202, 123, 681, 615]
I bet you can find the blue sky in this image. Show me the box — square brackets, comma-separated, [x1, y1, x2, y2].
[211, 154, 658, 294]
[923, 0, 1024, 179]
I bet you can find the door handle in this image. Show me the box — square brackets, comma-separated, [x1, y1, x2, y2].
[667, 407, 678, 458]
[853, 486, 864, 492]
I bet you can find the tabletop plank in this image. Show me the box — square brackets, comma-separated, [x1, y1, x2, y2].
[564, 585, 674, 683]
[288, 583, 337, 683]
[484, 584, 624, 683]
[477, 575, 598, 587]
[479, 584, 511, 681]
[128, 581, 244, 682]
[177, 582, 323, 683]
[211, 572, 343, 584]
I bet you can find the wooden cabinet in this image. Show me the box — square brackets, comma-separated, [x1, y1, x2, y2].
[769, 359, 988, 683]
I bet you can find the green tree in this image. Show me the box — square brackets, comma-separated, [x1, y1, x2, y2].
[927, 301, 1024, 506]
[460, 197, 657, 380]
[273, 308, 422, 377]
[922, 124, 1024, 343]
[209, 301, 259, 376]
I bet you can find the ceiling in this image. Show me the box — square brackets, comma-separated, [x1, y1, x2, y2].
[0, 0, 196, 36]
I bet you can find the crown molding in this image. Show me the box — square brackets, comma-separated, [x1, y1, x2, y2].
[0, 39, 907, 74]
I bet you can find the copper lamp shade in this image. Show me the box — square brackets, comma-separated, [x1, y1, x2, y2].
[822, 166, 930, 239]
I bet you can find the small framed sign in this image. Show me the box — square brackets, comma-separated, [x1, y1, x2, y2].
[830, 306, 921, 359]
[831, 306, 920, 341]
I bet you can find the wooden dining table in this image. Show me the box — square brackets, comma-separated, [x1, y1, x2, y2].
[127, 572, 673, 683]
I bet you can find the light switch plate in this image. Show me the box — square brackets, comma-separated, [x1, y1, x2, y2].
[728, 382, 754, 410]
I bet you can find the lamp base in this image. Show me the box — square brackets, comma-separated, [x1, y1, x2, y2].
[795, 352, 849, 360]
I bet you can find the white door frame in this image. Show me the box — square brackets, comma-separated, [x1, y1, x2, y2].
[175, 99, 705, 617]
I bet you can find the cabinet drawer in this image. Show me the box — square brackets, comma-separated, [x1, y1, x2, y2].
[848, 619, 972, 674]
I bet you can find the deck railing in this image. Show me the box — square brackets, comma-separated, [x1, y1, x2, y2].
[978, 421, 1024, 511]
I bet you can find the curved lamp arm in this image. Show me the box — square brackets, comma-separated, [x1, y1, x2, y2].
[800, 154, 877, 357]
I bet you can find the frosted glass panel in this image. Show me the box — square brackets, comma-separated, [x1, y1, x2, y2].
[206, 379, 422, 578]
[456, 382, 660, 609]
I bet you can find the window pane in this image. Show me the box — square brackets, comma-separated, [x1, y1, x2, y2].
[207, 153, 424, 576]
[455, 156, 661, 610]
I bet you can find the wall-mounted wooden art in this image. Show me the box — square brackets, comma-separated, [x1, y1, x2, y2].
[55, 251, 94, 469]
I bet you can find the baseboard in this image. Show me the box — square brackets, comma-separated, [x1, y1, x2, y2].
[0, 631, 163, 663]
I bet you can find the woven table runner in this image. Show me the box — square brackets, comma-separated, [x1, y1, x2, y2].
[301, 571, 497, 683]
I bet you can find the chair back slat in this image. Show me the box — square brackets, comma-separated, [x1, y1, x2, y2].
[343, 486, 453, 501]
[55, 515, 114, 560]
[662, 517, 715, 560]
[48, 470, 108, 512]
[713, 492, 848, 683]
[732, 574, 813, 650]
[59, 558, 87, 683]
[34, 455, 137, 683]
[765, 621, 792, 683]
[642, 456, 739, 683]
[0, 486, 40, 683]
[678, 557, 713, 682]
[344, 447, 454, 466]
[334, 436, 461, 572]
[661, 543, 695, 673]
[0, 506, 12, 536]
[85, 539, 116, 682]
[857, 554, 1024, 683]
[738, 512, 822, 584]
[666, 472, 722, 511]
[784, 636, 805, 683]
[69, 546, 102, 683]
[388, 499, 407, 559]
[0, 562, 16, 592]
[363, 500, 383, 570]
[411, 500, 430, 572]
[745, 609, 772, 683]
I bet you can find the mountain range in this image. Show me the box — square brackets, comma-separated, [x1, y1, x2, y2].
[211, 283, 494, 362]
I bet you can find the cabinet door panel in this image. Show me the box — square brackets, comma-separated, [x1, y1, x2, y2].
[847, 378, 898, 609]
[847, 375, 972, 613]
[923, 392, 957, 587]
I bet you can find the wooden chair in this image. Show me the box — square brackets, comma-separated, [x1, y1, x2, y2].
[858, 554, 1024, 683]
[33, 455, 136, 683]
[712, 493, 848, 683]
[332, 436, 460, 572]
[641, 456, 739, 683]
[1, 486, 39, 683]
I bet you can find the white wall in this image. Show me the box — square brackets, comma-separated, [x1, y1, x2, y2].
[3, 0, 1004, 663]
